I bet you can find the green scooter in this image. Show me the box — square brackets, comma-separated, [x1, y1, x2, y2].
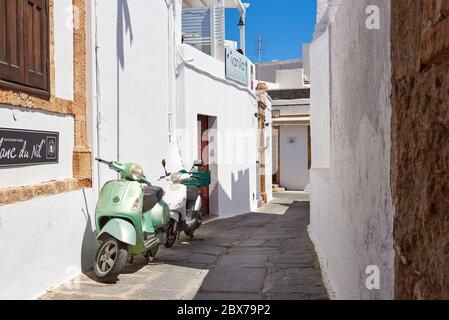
[93, 158, 170, 283]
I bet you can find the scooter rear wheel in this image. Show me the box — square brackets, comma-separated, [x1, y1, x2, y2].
[94, 237, 128, 283]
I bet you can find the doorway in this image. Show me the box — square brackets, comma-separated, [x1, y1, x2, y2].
[197, 115, 216, 217]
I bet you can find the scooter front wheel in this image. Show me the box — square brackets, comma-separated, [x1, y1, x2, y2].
[94, 237, 128, 283]
[165, 219, 178, 248]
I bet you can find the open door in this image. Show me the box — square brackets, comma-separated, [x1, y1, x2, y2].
[198, 115, 210, 217]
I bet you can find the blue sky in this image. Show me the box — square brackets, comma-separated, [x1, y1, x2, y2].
[225, 0, 317, 62]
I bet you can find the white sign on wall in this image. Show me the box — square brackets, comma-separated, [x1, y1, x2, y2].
[225, 47, 249, 86]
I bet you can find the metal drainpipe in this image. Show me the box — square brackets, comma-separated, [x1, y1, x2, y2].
[168, 0, 175, 144]
[94, 0, 103, 191]
[167, 0, 185, 168]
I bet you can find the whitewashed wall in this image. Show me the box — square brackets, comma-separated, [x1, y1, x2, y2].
[0, 107, 74, 189]
[314, 0, 343, 39]
[0, 107, 96, 299]
[273, 99, 310, 116]
[94, 0, 172, 185]
[0, 190, 95, 300]
[275, 69, 304, 90]
[309, 0, 394, 300]
[93, 0, 259, 218]
[280, 126, 309, 191]
[0, 3, 97, 300]
[54, 0, 74, 100]
[177, 44, 259, 217]
[309, 27, 332, 297]
[310, 30, 330, 169]
[0, 0, 263, 299]
[302, 44, 311, 82]
[272, 98, 310, 192]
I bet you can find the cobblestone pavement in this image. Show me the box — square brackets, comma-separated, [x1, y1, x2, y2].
[41, 193, 328, 300]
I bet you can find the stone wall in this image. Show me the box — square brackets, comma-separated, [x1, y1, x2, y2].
[391, 0, 449, 299]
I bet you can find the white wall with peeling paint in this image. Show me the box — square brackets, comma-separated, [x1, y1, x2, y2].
[310, 0, 394, 300]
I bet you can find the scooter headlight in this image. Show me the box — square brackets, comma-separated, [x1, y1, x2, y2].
[130, 165, 144, 181]
[171, 172, 182, 183]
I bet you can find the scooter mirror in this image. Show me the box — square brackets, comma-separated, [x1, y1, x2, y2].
[162, 159, 170, 177]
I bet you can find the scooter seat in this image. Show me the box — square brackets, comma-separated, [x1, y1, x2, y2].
[143, 186, 164, 212]
[186, 186, 199, 202]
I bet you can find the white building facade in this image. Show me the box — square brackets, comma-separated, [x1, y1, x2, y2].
[309, 0, 395, 299]
[258, 56, 311, 192]
[0, 0, 270, 299]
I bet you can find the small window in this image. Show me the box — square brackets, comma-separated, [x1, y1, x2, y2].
[0, 0, 50, 96]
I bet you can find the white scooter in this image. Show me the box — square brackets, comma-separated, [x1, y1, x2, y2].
[159, 159, 207, 248]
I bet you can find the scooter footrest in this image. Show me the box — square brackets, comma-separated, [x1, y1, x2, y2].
[144, 235, 160, 249]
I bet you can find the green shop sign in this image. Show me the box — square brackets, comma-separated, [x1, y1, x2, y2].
[225, 48, 249, 86]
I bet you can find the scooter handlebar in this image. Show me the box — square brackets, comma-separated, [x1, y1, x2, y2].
[95, 158, 113, 167]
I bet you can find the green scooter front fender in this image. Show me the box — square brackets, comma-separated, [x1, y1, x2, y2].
[97, 218, 137, 246]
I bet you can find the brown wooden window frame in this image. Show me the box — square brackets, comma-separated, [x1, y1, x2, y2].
[0, 0, 50, 98]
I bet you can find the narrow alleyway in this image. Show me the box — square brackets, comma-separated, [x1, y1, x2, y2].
[41, 193, 327, 300]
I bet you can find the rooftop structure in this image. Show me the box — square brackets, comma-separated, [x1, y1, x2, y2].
[182, 0, 250, 60]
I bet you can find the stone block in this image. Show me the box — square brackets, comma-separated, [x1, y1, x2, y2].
[33, 182, 57, 198]
[200, 267, 267, 293]
[73, 149, 92, 180]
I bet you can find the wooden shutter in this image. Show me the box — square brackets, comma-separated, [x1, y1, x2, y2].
[23, 0, 48, 91]
[0, 0, 49, 94]
[0, 0, 25, 84]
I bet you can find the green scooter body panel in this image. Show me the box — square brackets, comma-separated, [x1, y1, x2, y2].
[145, 201, 170, 230]
[95, 179, 170, 255]
[96, 180, 144, 252]
[96, 180, 142, 219]
[97, 219, 137, 246]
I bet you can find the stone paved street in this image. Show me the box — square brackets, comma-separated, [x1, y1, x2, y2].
[41, 193, 328, 300]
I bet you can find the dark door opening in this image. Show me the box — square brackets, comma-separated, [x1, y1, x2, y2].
[198, 115, 210, 217]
